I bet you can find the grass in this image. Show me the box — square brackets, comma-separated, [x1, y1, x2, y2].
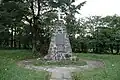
[72, 53, 120, 80]
[33, 59, 87, 67]
[1, 50, 120, 80]
[0, 50, 49, 80]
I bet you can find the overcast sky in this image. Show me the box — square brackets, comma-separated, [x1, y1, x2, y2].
[74, 0, 120, 17]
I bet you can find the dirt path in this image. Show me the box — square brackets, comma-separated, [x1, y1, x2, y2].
[17, 59, 104, 80]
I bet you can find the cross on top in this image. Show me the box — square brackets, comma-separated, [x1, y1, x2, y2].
[57, 8, 64, 20]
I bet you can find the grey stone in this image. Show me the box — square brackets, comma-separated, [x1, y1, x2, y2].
[51, 71, 63, 79]
[45, 20, 72, 60]
[50, 79, 63, 80]
[63, 72, 72, 79]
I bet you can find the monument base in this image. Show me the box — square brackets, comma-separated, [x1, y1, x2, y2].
[44, 53, 71, 60]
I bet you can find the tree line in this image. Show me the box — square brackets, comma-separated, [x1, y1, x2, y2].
[71, 15, 120, 55]
[0, 0, 120, 55]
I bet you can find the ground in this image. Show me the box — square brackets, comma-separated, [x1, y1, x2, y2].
[0, 50, 120, 80]
[0, 50, 49, 80]
[18, 58, 104, 80]
[73, 53, 120, 80]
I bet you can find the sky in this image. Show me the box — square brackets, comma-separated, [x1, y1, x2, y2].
[74, 0, 120, 18]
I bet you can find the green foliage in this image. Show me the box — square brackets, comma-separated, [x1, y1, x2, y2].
[2, 0, 120, 55]
[70, 15, 120, 54]
[0, 0, 86, 56]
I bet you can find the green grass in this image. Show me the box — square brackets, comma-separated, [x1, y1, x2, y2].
[0, 50, 49, 80]
[33, 59, 87, 67]
[72, 53, 120, 80]
[1, 50, 120, 80]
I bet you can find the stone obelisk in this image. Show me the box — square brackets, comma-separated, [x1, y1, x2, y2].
[44, 8, 72, 60]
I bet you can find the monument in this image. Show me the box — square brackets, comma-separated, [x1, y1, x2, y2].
[44, 8, 72, 60]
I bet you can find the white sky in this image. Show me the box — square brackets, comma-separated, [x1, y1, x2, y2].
[74, 0, 120, 17]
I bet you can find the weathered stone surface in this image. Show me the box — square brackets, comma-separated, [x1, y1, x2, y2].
[63, 71, 72, 79]
[51, 71, 63, 79]
[45, 20, 72, 60]
[50, 70, 72, 80]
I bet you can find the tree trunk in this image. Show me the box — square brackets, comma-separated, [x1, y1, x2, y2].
[11, 26, 13, 48]
[31, 1, 37, 55]
[18, 40, 21, 49]
[93, 45, 96, 53]
[116, 44, 119, 54]
[32, 37, 37, 55]
[14, 27, 17, 48]
[110, 44, 113, 54]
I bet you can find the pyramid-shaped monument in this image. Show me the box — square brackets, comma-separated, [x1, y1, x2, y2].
[44, 9, 72, 60]
[44, 20, 72, 60]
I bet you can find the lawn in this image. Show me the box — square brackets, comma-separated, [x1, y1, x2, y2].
[0, 50, 49, 80]
[0, 50, 120, 80]
[73, 53, 120, 80]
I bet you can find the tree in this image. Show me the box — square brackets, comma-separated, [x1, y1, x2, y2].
[101, 15, 120, 54]
[0, 0, 87, 56]
[0, 0, 26, 48]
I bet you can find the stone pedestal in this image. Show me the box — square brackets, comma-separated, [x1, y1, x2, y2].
[44, 20, 72, 60]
